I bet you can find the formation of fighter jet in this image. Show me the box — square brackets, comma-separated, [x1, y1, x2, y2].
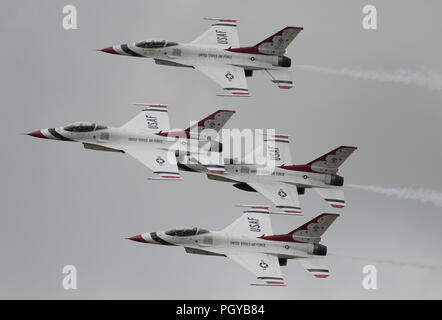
[128, 206, 339, 286]
[27, 18, 356, 285]
[178, 136, 357, 214]
[27, 105, 235, 180]
[99, 18, 302, 96]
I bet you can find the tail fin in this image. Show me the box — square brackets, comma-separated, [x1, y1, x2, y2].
[223, 206, 273, 236]
[254, 26, 303, 56]
[244, 133, 292, 166]
[306, 146, 357, 174]
[158, 109, 235, 142]
[289, 213, 339, 243]
[120, 104, 170, 133]
[184, 109, 235, 138]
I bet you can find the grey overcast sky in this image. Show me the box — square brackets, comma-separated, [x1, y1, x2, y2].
[1, 0, 441, 299]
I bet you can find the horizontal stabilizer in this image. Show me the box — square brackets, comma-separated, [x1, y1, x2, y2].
[314, 188, 345, 208]
[265, 69, 293, 89]
[296, 257, 330, 278]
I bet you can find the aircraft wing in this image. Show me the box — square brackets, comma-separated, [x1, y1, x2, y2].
[265, 69, 294, 89]
[313, 187, 345, 208]
[124, 146, 181, 180]
[248, 182, 303, 215]
[227, 253, 285, 286]
[295, 257, 330, 278]
[194, 65, 250, 96]
[192, 18, 239, 48]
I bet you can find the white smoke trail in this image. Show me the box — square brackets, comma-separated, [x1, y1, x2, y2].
[348, 184, 442, 207]
[331, 253, 442, 271]
[296, 65, 442, 91]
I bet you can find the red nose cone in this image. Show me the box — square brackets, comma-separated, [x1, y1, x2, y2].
[27, 130, 47, 139]
[100, 46, 119, 55]
[127, 234, 148, 243]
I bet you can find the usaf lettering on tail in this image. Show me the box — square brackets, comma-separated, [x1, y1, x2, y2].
[146, 115, 159, 130]
[216, 30, 228, 44]
[267, 146, 281, 161]
[248, 217, 261, 232]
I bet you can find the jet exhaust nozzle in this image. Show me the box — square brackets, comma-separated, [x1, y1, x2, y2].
[313, 244, 327, 256]
[273, 56, 291, 68]
[325, 174, 344, 186]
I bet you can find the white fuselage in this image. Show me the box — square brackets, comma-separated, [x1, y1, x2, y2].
[122, 42, 283, 70]
[179, 160, 337, 190]
[39, 126, 199, 154]
[142, 230, 316, 259]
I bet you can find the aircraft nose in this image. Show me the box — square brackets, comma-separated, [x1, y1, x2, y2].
[127, 234, 149, 243]
[27, 130, 48, 139]
[99, 46, 119, 55]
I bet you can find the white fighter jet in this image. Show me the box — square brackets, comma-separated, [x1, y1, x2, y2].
[99, 18, 303, 96]
[128, 206, 339, 286]
[27, 104, 235, 180]
[178, 135, 357, 214]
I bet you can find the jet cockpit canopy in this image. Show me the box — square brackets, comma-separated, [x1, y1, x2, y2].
[64, 122, 107, 132]
[135, 39, 178, 49]
[165, 226, 209, 237]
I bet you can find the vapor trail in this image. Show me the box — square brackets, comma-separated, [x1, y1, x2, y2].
[348, 184, 442, 207]
[331, 253, 442, 271]
[296, 65, 442, 91]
